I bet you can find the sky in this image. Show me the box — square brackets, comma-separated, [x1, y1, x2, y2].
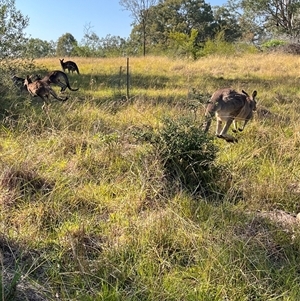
[14, 0, 226, 43]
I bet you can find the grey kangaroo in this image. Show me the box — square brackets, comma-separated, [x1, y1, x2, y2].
[203, 88, 257, 143]
[24, 75, 68, 110]
[36, 70, 79, 92]
[59, 58, 80, 74]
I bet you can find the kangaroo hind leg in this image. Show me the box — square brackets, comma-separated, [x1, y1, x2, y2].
[219, 118, 238, 143]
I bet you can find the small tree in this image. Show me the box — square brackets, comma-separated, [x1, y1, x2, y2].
[0, 0, 34, 100]
[157, 116, 221, 195]
[56, 33, 78, 57]
[24, 38, 56, 58]
[169, 28, 201, 59]
[0, 0, 29, 60]
[230, 0, 300, 40]
[119, 0, 159, 56]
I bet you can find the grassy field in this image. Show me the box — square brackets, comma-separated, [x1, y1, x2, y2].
[1, 53, 300, 300]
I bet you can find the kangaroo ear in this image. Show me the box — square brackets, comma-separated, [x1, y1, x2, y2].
[252, 90, 257, 98]
[242, 90, 249, 96]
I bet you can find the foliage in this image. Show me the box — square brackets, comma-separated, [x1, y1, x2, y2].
[74, 24, 105, 57]
[13, 0, 299, 58]
[238, 0, 300, 39]
[279, 42, 300, 54]
[23, 38, 56, 58]
[169, 29, 201, 59]
[261, 39, 287, 51]
[201, 36, 235, 56]
[65, 29, 132, 57]
[0, 0, 35, 100]
[128, 0, 245, 56]
[140, 0, 216, 50]
[56, 32, 78, 57]
[200, 30, 259, 56]
[119, 0, 160, 56]
[155, 116, 220, 194]
[8, 0, 300, 59]
[0, 0, 29, 59]
[212, 5, 242, 42]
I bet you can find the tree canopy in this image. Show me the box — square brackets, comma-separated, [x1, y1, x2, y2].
[56, 33, 78, 57]
[120, 0, 160, 56]
[24, 38, 56, 58]
[2, 0, 300, 59]
[240, 0, 300, 39]
[0, 0, 29, 59]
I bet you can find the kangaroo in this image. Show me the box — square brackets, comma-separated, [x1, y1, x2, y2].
[24, 75, 68, 110]
[12, 74, 40, 92]
[12, 75, 26, 92]
[59, 58, 80, 74]
[36, 70, 79, 92]
[203, 88, 257, 143]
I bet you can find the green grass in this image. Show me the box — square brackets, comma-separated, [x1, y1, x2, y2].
[1, 53, 300, 300]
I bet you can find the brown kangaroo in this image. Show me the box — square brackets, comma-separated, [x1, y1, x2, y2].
[36, 70, 79, 92]
[24, 75, 68, 110]
[203, 88, 257, 143]
[59, 58, 80, 74]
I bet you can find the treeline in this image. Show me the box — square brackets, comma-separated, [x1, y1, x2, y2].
[20, 0, 300, 59]
[2, 0, 300, 61]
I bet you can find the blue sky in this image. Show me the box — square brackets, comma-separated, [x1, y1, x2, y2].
[15, 0, 226, 43]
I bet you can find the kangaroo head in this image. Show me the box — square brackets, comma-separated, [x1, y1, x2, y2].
[242, 89, 257, 111]
[24, 75, 32, 86]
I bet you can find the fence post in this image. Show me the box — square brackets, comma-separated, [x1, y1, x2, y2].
[126, 57, 130, 100]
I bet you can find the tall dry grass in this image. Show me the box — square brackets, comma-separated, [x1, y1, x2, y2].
[1, 53, 300, 300]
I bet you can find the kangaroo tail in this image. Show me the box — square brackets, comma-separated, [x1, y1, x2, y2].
[68, 85, 79, 91]
[56, 96, 68, 102]
[57, 96, 68, 101]
[50, 90, 68, 102]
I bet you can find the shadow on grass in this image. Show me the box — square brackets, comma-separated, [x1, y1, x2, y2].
[0, 234, 49, 301]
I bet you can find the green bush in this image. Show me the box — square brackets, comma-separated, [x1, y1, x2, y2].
[200, 39, 259, 56]
[261, 39, 286, 50]
[155, 116, 221, 195]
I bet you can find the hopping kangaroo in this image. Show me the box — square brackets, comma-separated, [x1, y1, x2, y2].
[59, 59, 80, 74]
[37, 70, 79, 92]
[24, 75, 68, 110]
[203, 88, 257, 143]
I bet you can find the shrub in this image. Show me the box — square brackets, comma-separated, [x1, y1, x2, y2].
[200, 39, 259, 56]
[261, 39, 287, 51]
[155, 116, 221, 195]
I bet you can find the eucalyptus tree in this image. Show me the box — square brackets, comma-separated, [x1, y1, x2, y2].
[24, 38, 56, 57]
[130, 0, 239, 56]
[0, 0, 29, 59]
[212, 5, 242, 42]
[119, 0, 160, 56]
[0, 0, 33, 100]
[149, 0, 216, 42]
[233, 0, 300, 39]
[56, 33, 78, 57]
